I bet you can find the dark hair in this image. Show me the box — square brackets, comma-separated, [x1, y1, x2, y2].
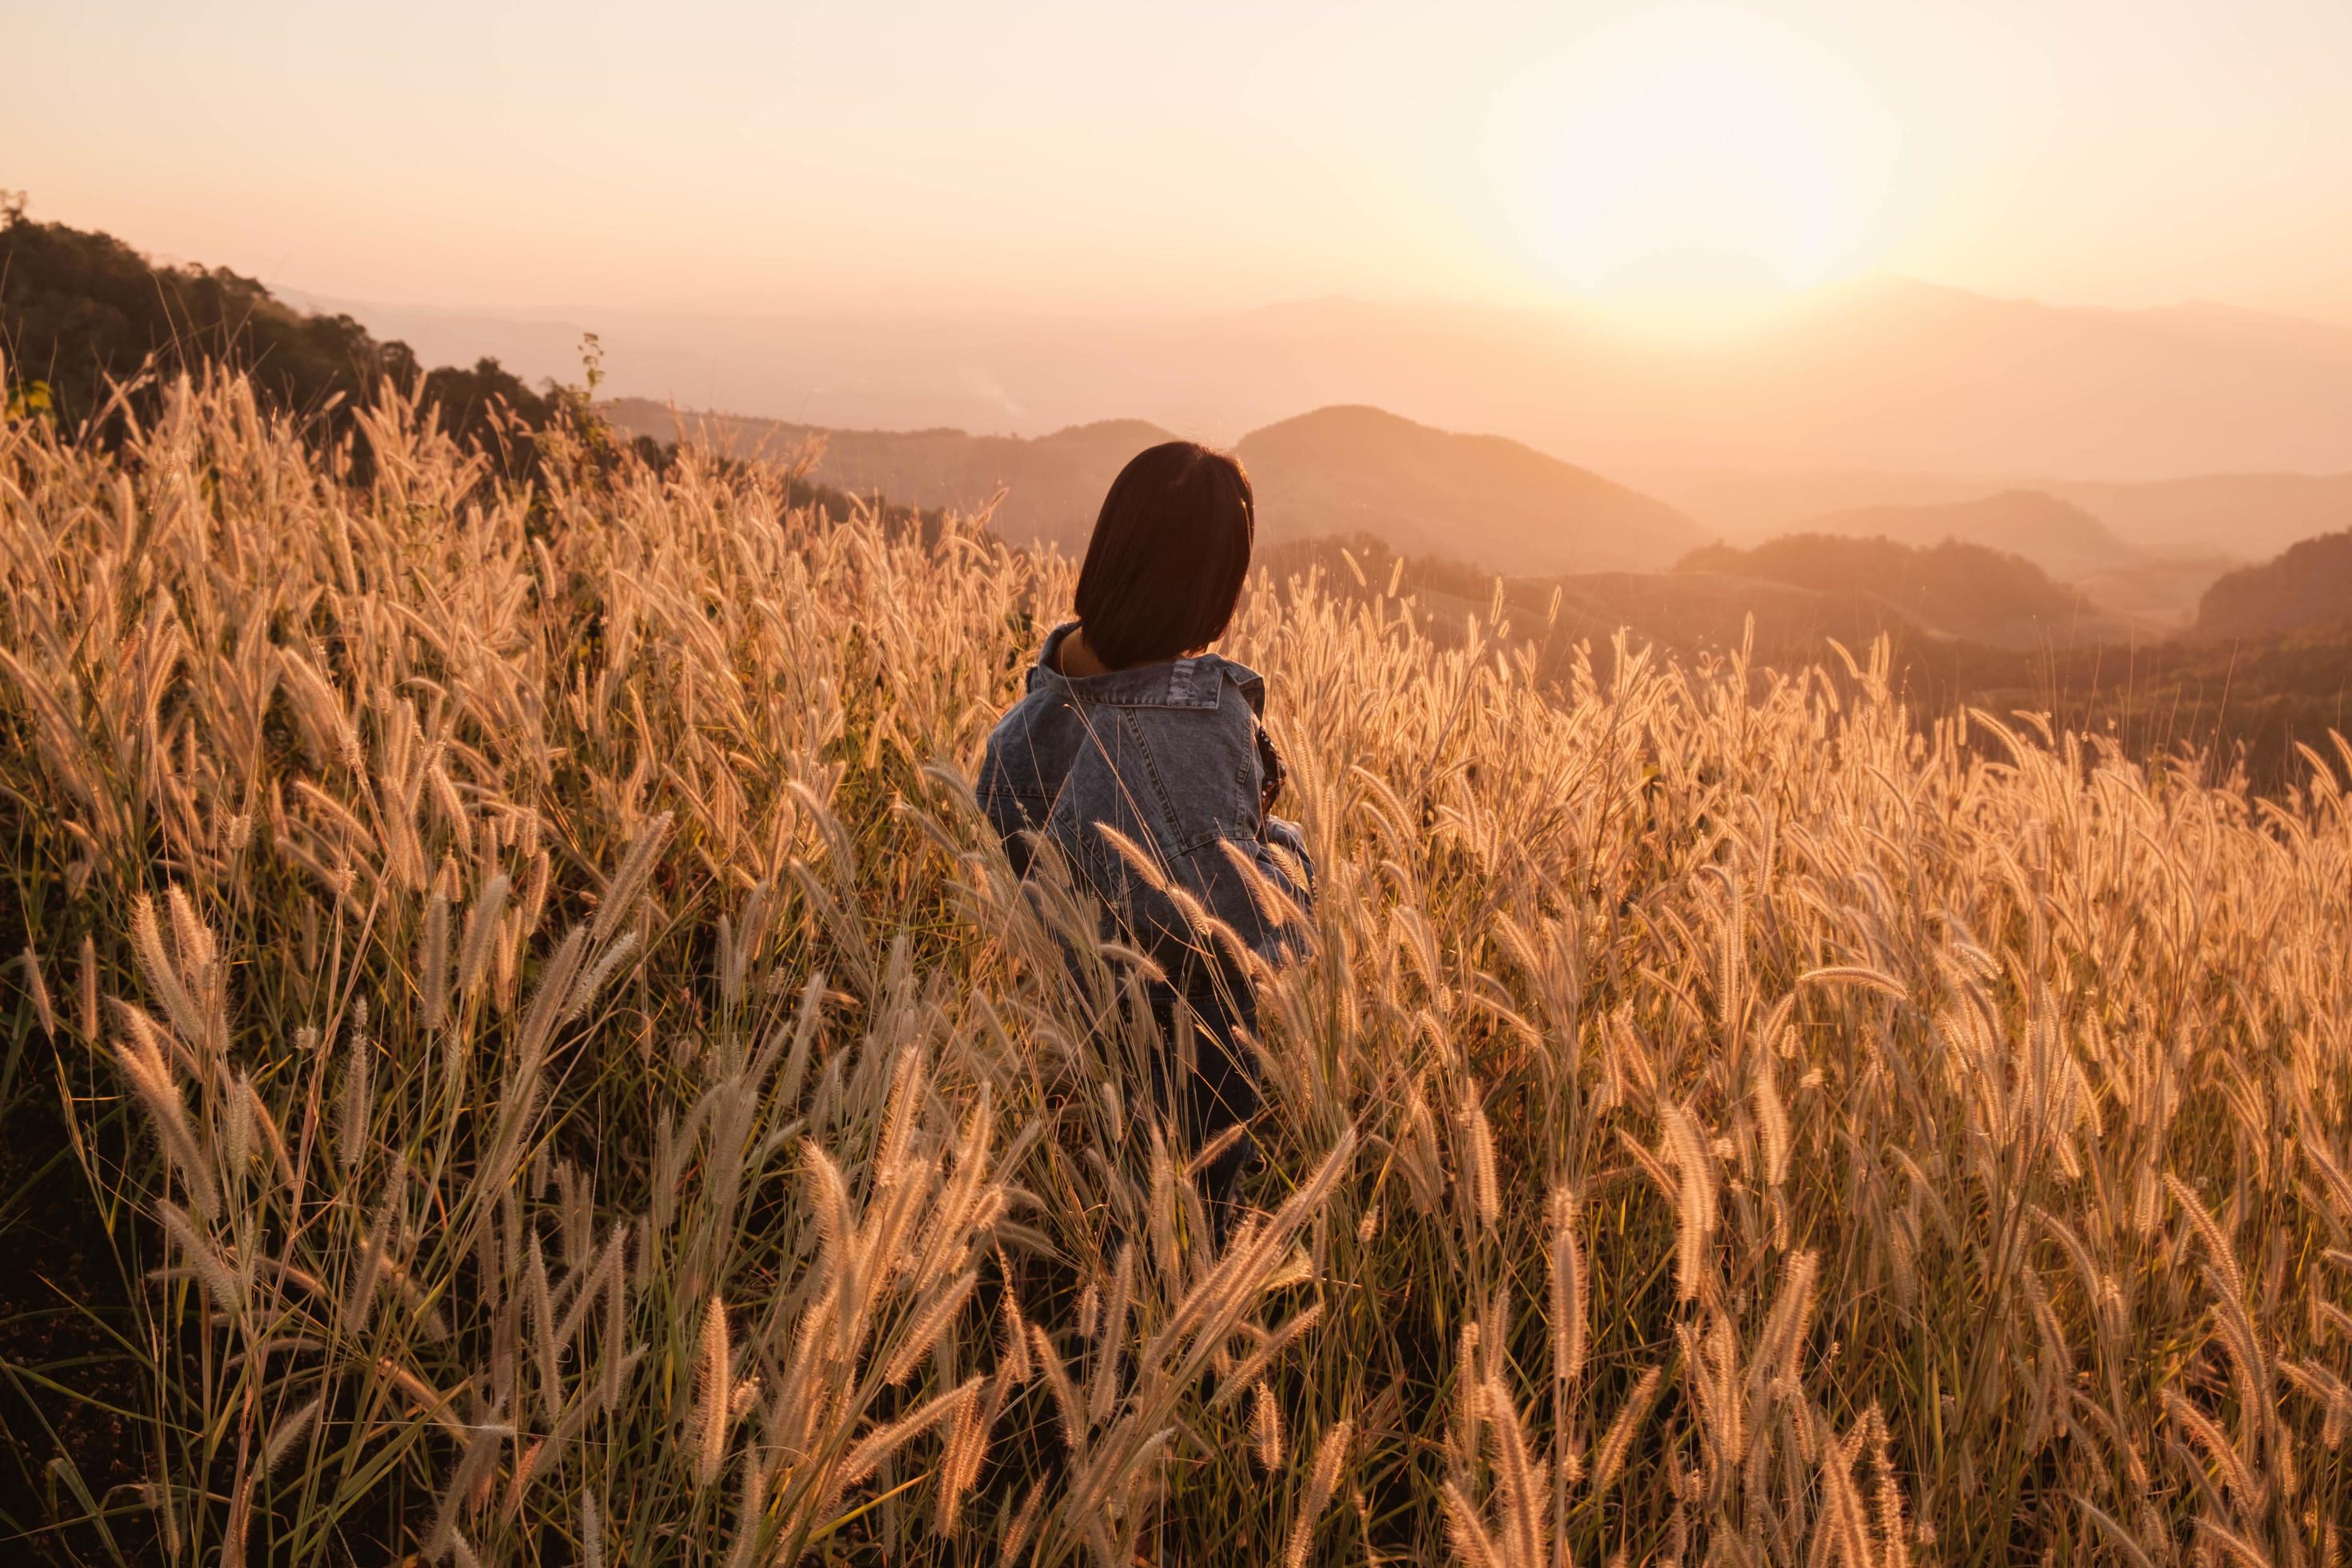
[1074, 441, 1254, 670]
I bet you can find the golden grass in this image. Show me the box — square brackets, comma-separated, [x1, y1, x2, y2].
[4, 374, 2350, 1565]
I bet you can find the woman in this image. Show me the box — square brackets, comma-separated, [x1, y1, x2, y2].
[979, 441, 1314, 1230]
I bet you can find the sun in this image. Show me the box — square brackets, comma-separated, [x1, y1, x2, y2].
[1486, 10, 1883, 337]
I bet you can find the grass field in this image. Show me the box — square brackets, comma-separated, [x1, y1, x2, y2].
[4, 375, 2350, 1565]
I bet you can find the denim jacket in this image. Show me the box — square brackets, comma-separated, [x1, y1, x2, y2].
[979, 623, 1315, 996]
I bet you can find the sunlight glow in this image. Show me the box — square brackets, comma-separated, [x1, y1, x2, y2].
[1486, 7, 1890, 338]
[1546, 61, 1842, 283]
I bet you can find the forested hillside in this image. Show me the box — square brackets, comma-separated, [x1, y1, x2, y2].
[1675, 533, 2109, 646]
[2198, 529, 2352, 638]
[0, 206, 578, 478]
[0, 210, 967, 534]
[1234, 404, 1702, 573]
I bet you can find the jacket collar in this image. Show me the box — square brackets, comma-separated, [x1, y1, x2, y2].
[1027, 621, 1265, 714]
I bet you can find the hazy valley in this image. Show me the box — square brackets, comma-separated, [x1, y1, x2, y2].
[9, 207, 2346, 742]
[605, 393, 2340, 642]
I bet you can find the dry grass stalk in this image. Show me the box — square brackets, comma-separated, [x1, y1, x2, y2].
[3, 374, 2346, 1565]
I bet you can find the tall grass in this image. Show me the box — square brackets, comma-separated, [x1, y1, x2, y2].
[4, 374, 2350, 1565]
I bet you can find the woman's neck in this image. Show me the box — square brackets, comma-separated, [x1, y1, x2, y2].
[1056, 626, 1210, 678]
[1056, 626, 1114, 678]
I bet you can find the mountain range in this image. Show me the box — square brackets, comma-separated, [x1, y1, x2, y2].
[1676, 534, 2110, 648]
[1262, 528, 2352, 793]
[610, 398, 2304, 626]
[14, 211, 2344, 642]
[1610, 466, 2352, 579]
[607, 400, 1708, 574]
[327, 277, 2352, 485]
[1732, 489, 2236, 630]
[1754, 490, 2130, 581]
[11, 211, 2346, 788]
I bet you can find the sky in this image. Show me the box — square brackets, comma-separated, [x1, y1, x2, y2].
[14, 0, 2352, 334]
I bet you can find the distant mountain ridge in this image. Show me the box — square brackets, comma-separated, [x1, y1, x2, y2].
[1676, 533, 2108, 649]
[2048, 473, 2352, 562]
[611, 397, 2352, 624]
[21, 208, 2348, 690]
[1234, 406, 1702, 574]
[1626, 466, 2352, 570]
[609, 398, 1706, 575]
[18, 210, 2346, 642]
[1761, 488, 2236, 629]
[354, 274, 2352, 481]
[1789, 490, 2132, 581]
[608, 400, 1171, 550]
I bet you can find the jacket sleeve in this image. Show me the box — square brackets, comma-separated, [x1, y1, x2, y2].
[1180, 824, 1313, 970]
[1174, 705, 1315, 972]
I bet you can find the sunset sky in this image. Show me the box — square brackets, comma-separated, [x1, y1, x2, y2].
[17, 0, 2352, 334]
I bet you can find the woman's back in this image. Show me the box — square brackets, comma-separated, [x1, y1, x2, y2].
[973, 438, 1310, 1226]
[980, 620, 1311, 994]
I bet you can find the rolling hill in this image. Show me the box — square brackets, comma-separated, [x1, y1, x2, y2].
[607, 399, 1167, 553]
[1234, 406, 1703, 574]
[1782, 490, 2130, 581]
[1258, 532, 1942, 674]
[1759, 488, 2234, 630]
[2197, 530, 2352, 640]
[1675, 534, 2110, 649]
[610, 399, 1707, 575]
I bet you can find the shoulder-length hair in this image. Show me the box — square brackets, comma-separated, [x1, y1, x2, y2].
[1074, 440, 1254, 670]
